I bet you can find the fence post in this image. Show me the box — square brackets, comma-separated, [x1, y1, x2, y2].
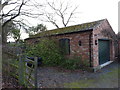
[34, 57, 38, 88]
[18, 54, 25, 86]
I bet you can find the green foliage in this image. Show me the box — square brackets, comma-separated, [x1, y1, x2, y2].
[61, 59, 79, 70]
[25, 38, 63, 66]
[25, 38, 90, 70]
[27, 24, 47, 36]
[11, 29, 21, 42]
[61, 56, 89, 70]
[3, 20, 20, 43]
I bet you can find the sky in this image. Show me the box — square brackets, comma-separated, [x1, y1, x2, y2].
[8, 0, 119, 41]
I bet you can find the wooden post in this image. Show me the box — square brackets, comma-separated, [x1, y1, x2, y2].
[34, 57, 38, 88]
[18, 54, 25, 85]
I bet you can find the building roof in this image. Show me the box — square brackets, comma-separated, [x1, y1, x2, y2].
[26, 19, 106, 40]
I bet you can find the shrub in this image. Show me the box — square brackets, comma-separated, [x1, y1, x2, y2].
[61, 56, 90, 70]
[25, 38, 63, 66]
[25, 38, 90, 70]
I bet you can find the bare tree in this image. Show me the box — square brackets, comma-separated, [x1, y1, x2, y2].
[1, 0, 24, 28]
[1, 0, 43, 43]
[1, 0, 25, 43]
[41, 0, 79, 28]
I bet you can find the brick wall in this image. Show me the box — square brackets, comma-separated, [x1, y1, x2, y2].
[26, 31, 93, 65]
[50, 31, 93, 64]
[92, 19, 116, 67]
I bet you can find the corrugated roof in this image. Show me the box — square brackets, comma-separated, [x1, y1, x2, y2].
[27, 19, 105, 39]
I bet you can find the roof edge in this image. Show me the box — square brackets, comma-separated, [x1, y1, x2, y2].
[25, 29, 93, 40]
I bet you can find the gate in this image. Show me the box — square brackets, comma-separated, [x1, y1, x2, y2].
[24, 56, 38, 88]
[9, 55, 38, 88]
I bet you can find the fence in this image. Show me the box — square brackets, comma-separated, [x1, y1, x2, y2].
[24, 56, 38, 88]
[7, 54, 38, 88]
[3, 44, 38, 88]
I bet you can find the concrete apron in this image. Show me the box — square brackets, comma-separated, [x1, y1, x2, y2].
[100, 61, 113, 68]
[93, 61, 114, 72]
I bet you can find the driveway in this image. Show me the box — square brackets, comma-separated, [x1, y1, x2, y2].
[37, 61, 119, 88]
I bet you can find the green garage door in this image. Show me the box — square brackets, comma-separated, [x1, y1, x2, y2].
[98, 39, 110, 65]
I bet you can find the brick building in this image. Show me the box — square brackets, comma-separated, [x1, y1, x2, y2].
[25, 19, 117, 71]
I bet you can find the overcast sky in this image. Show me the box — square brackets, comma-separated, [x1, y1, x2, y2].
[9, 0, 119, 41]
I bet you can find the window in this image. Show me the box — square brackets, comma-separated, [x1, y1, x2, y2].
[59, 38, 70, 55]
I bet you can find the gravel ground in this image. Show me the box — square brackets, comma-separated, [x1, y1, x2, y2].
[37, 61, 119, 88]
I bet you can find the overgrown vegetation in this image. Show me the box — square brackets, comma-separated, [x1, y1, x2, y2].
[25, 38, 89, 70]
[2, 52, 24, 88]
[60, 56, 89, 70]
[2, 38, 90, 88]
[25, 38, 63, 66]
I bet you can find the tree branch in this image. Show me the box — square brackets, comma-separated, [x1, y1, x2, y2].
[65, 6, 78, 26]
[0, 1, 9, 11]
[2, 0, 25, 28]
[44, 1, 79, 28]
[45, 14, 59, 28]
[2, 5, 19, 17]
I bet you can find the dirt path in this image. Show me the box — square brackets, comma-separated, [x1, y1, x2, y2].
[37, 61, 119, 88]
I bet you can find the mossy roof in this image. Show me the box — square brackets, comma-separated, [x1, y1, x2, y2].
[27, 19, 105, 39]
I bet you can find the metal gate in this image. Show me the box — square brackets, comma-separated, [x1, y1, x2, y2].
[98, 39, 110, 65]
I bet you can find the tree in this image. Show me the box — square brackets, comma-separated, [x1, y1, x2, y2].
[41, 0, 79, 28]
[1, 0, 23, 27]
[27, 24, 47, 36]
[1, 0, 43, 43]
[10, 29, 20, 42]
[3, 20, 20, 42]
[1, 0, 25, 43]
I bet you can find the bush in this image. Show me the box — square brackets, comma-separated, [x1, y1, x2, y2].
[25, 38, 90, 70]
[25, 38, 63, 66]
[61, 56, 90, 70]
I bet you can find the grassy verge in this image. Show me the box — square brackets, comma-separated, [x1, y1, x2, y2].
[64, 66, 119, 88]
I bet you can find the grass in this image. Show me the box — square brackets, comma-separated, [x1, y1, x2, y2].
[64, 66, 119, 88]
[64, 79, 95, 88]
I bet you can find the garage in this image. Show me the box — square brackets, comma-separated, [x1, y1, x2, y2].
[98, 39, 110, 65]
